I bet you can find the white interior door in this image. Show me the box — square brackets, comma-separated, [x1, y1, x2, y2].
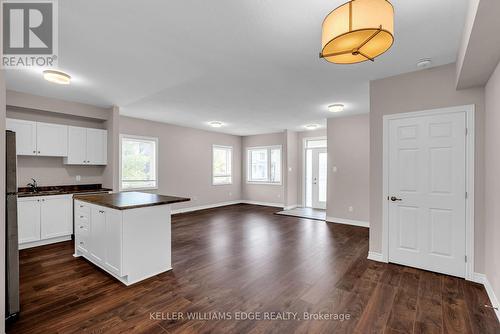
[311, 148, 327, 209]
[388, 111, 466, 277]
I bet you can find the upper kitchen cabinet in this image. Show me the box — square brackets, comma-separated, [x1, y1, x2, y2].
[36, 122, 68, 157]
[6, 119, 37, 155]
[6, 119, 68, 156]
[64, 126, 107, 165]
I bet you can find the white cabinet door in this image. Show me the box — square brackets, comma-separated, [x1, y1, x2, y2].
[90, 207, 106, 264]
[105, 209, 122, 275]
[6, 119, 37, 156]
[18, 198, 41, 244]
[65, 126, 87, 164]
[40, 196, 72, 239]
[86, 128, 107, 165]
[36, 122, 68, 157]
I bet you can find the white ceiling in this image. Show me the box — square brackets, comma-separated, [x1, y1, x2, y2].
[5, 0, 468, 135]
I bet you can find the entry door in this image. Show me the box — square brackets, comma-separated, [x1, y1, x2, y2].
[311, 148, 327, 209]
[388, 112, 466, 277]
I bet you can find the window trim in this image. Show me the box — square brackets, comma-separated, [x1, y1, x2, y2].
[119, 134, 159, 191]
[212, 144, 233, 186]
[246, 145, 282, 185]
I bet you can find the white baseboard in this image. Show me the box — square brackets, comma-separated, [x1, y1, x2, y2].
[326, 216, 370, 228]
[171, 201, 242, 214]
[19, 235, 72, 250]
[240, 200, 285, 208]
[472, 272, 500, 322]
[367, 251, 386, 263]
[283, 204, 298, 210]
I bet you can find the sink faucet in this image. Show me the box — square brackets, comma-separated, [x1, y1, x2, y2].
[27, 178, 38, 193]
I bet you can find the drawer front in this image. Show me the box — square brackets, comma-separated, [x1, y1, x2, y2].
[76, 233, 89, 254]
[75, 222, 89, 235]
[75, 202, 90, 216]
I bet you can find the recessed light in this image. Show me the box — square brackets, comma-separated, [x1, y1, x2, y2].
[416, 58, 432, 69]
[208, 121, 223, 128]
[328, 104, 344, 113]
[43, 70, 71, 85]
[305, 124, 319, 130]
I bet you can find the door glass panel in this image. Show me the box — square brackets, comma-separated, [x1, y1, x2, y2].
[306, 150, 312, 207]
[318, 152, 327, 202]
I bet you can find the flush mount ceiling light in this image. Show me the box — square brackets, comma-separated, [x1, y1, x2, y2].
[208, 121, 223, 128]
[416, 58, 432, 69]
[320, 0, 394, 64]
[43, 70, 71, 85]
[328, 104, 344, 112]
[305, 124, 320, 130]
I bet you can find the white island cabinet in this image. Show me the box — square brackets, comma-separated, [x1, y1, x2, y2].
[73, 192, 189, 286]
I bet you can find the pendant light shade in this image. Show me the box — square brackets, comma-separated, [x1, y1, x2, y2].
[320, 0, 394, 64]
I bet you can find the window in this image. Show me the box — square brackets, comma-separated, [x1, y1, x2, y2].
[247, 146, 282, 184]
[120, 135, 158, 190]
[212, 145, 232, 185]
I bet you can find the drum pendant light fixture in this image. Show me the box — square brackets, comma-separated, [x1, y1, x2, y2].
[320, 0, 394, 64]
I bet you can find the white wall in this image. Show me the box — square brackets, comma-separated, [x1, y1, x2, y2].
[284, 130, 298, 207]
[484, 60, 500, 307]
[327, 114, 369, 223]
[120, 116, 242, 210]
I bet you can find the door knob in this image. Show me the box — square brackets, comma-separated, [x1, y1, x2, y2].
[390, 196, 402, 202]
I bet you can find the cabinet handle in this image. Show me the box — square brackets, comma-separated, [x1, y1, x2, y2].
[38, 151, 40, 154]
[79, 226, 84, 229]
[80, 215, 84, 218]
[32, 150, 36, 153]
[79, 241, 83, 245]
[99, 210, 105, 214]
[79, 205, 84, 208]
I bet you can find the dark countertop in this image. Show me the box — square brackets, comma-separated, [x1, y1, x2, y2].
[17, 184, 112, 198]
[73, 192, 190, 210]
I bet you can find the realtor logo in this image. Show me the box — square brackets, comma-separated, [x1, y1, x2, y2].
[2, 0, 58, 68]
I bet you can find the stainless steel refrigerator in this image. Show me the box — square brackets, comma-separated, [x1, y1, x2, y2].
[6, 130, 19, 320]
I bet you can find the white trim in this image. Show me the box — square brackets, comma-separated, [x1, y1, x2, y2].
[381, 105, 475, 279]
[367, 251, 385, 263]
[284, 204, 298, 210]
[240, 200, 284, 208]
[471, 273, 500, 322]
[212, 145, 233, 186]
[171, 201, 241, 215]
[326, 216, 369, 228]
[19, 235, 71, 250]
[119, 134, 159, 191]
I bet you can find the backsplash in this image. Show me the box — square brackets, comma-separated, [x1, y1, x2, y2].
[16, 156, 105, 187]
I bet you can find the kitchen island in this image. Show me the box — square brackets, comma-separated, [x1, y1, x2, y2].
[73, 192, 189, 285]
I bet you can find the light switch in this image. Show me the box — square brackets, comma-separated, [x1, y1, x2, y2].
[288, 167, 293, 172]
[332, 166, 337, 173]
[76, 175, 81, 181]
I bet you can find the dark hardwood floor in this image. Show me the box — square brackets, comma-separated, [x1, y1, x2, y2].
[7, 204, 499, 334]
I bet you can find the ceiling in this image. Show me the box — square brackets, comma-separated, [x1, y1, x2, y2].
[5, 0, 468, 135]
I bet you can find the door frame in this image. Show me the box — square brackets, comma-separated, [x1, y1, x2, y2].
[381, 105, 475, 280]
[301, 136, 327, 207]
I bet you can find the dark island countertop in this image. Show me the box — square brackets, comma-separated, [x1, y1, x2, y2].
[18, 183, 112, 198]
[73, 191, 190, 210]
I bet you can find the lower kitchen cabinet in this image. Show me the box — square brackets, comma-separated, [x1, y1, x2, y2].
[18, 195, 73, 249]
[75, 201, 123, 277]
[74, 199, 172, 285]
